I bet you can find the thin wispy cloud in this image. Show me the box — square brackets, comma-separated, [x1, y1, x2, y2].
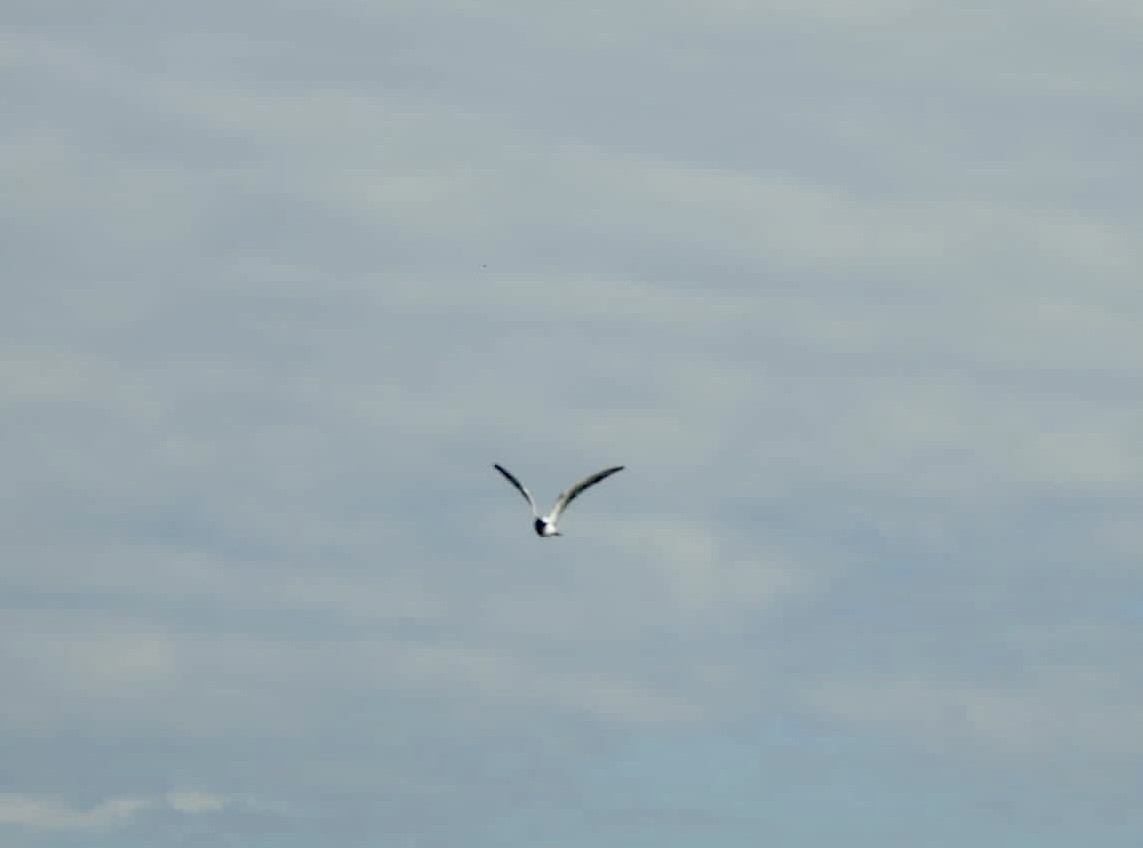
[3, 1, 1141, 846]
[0, 792, 242, 830]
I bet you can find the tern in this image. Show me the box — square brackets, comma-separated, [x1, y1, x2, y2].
[493, 463, 624, 537]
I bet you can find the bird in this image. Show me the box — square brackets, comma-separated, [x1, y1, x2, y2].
[493, 463, 624, 537]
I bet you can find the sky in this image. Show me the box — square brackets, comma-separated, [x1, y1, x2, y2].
[3, 1, 1142, 845]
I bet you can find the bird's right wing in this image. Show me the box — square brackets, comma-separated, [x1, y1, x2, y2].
[493, 464, 538, 516]
[547, 465, 624, 522]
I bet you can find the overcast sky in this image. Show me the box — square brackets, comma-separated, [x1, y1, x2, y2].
[3, 1, 1142, 845]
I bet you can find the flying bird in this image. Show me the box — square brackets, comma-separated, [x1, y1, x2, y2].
[493, 463, 624, 537]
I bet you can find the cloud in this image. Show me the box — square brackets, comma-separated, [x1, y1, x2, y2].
[164, 791, 229, 814]
[805, 666, 1143, 761]
[2, 1, 1142, 845]
[805, 620, 1143, 761]
[0, 791, 238, 831]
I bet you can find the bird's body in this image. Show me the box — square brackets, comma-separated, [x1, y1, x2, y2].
[494, 463, 624, 537]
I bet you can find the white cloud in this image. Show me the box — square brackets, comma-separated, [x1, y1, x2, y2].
[0, 791, 238, 830]
[604, 516, 817, 622]
[2, 0, 1141, 843]
[385, 640, 703, 722]
[164, 790, 230, 814]
[805, 664, 1143, 760]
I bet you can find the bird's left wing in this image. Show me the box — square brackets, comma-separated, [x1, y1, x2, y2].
[494, 464, 538, 516]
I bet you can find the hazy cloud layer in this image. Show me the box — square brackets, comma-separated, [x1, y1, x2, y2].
[3, 1, 1141, 846]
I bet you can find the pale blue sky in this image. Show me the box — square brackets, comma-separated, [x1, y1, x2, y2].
[3, 1, 1142, 845]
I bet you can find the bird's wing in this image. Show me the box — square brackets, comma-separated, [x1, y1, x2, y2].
[546, 465, 624, 523]
[494, 464, 538, 516]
